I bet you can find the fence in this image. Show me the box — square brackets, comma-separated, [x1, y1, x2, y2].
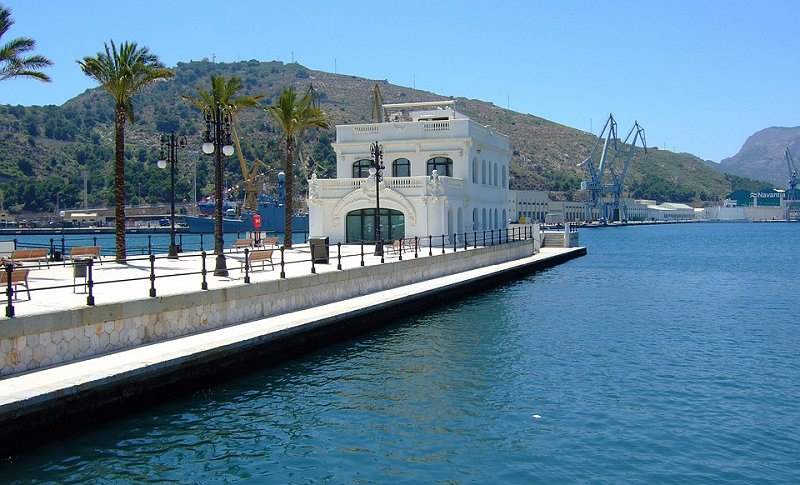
[3, 226, 540, 319]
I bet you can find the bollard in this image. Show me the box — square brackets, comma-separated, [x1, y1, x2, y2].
[86, 259, 95, 306]
[311, 242, 316, 274]
[464, 232, 468, 251]
[280, 245, 286, 278]
[428, 235, 433, 256]
[337, 242, 342, 270]
[244, 248, 251, 283]
[201, 251, 208, 290]
[399, 237, 403, 261]
[360, 240, 365, 266]
[5, 263, 14, 318]
[414, 236, 419, 258]
[149, 254, 156, 297]
[441, 235, 445, 255]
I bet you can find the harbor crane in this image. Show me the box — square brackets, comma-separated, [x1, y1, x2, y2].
[578, 113, 617, 221]
[786, 147, 798, 194]
[607, 121, 647, 222]
[785, 147, 799, 220]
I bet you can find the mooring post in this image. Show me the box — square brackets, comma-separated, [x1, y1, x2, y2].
[337, 242, 342, 270]
[149, 254, 156, 297]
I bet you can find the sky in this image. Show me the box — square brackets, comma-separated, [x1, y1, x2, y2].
[1, 0, 798, 162]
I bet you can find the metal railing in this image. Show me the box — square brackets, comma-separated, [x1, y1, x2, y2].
[2, 226, 539, 318]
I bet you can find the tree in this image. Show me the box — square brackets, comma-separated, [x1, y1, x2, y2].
[78, 40, 173, 262]
[266, 87, 328, 247]
[183, 75, 263, 210]
[0, 5, 51, 82]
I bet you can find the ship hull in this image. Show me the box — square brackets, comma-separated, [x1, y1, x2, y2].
[185, 204, 308, 234]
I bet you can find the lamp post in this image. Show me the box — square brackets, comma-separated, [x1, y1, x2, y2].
[370, 141, 385, 256]
[158, 132, 187, 259]
[201, 103, 235, 276]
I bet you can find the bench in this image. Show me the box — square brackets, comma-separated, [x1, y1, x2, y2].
[10, 249, 49, 267]
[69, 246, 103, 264]
[0, 268, 31, 301]
[232, 239, 253, 252]
[244, 249, 274, 272]
[388, 239, 417, 255]
[261, 236, 279, 248]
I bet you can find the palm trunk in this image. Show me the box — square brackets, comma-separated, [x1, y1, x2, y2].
[284, 135, 294, 248]
[114, 107, 127, 262]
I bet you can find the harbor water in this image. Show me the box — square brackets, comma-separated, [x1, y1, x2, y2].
[3, 222, 799, 483]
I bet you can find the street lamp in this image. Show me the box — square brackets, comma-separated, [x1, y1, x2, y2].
[158, 132, 187, 259]
[202, 103, 235, 276]
[370, 141, 385, 257]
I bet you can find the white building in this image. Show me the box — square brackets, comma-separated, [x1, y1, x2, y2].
[308, 101, 511, 243]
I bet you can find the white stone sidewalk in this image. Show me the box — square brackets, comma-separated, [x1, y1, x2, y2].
[3, 240, 461, 318]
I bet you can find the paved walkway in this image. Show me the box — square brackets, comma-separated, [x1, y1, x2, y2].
[4, 241, 466, 318]
[0, 247, 583, 417]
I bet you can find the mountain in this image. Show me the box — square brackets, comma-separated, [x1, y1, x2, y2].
[720, 126, 800, 187]
[0, 60, 769, 212]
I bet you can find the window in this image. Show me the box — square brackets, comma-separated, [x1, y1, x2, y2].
[502, 166, 507, 188]
[392, 158, 410, 177]
[426, 157, 452, 177]
[482, 160, 487, 184]
[352, 159, 372, 178]
[345, 208, 405, 243]
[493, 164, 498, 186]
[472, 208, 478, 230]
[472, 158, 478, 183]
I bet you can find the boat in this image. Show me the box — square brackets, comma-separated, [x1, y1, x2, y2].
[185, 174, 308, 234]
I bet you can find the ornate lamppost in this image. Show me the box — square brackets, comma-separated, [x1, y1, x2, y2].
[201, 103, 235, 276]
[369, 141, 385, 256]
[158, 132, 187, 259]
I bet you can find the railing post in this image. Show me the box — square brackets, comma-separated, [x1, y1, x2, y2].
[280, 245, 286, 278]
[337, 242, 342, 270]
[61, 236, 66, 266]
[310, 241, 316, 274]
[380, 239, 384, 264]
[149, 254, 156, 297]
[200, 233, 205, 252]
[360, 240, 365, 266]
[483, 231, 486, 247]
[464, 232, 468, 251]
[5, 263, 14, 318]
[453, 233, 457, 252]
[441, 234, 445, 254]
[244, 248, 251, 283]
[86, 259, 95, 306]
[428, 235, 433, 256]
[474, 231, 477, 249]
[399, 237, 403, 261]
[201, 251, 208, 290]
[179, 233, 183, 252]
[93, 236, 97, 247]
[491, 230, 494, 246]
[414, 236, 419, 258]
[147, 235, 152, 255]
[49, 238, 54, 261]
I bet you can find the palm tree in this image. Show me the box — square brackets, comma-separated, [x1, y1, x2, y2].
[0, 5, 51, 82]
[78, 41, 173, 262]
[267, 87, 328, 248]
[183, 75, 263, 210]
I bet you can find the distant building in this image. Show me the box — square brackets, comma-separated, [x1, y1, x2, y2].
[308, 101, 511, 242]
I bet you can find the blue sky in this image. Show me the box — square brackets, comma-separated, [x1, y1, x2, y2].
[1, 0, 798, 161]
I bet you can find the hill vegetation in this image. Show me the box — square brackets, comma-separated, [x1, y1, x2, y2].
[0, 60, 770, 213]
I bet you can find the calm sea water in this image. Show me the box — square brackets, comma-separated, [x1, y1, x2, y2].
[3, 222, 799, 483]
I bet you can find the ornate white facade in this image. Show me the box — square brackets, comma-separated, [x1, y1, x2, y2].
[308, 101, 511, 243]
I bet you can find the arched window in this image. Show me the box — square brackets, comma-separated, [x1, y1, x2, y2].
[426, 157, 452, 177]
[346, 208, 405, 243]
[482, 161, 487, 184]
[392, 158, 410, 177]
[472, 158, 478, 183]
[352, 159, 371, 178]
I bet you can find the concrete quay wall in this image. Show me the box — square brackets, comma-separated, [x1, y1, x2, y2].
[0, 241, 534, 377]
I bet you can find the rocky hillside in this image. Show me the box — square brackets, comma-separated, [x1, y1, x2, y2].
[720, 126, 800, 187]
[0, 60, 769, 212]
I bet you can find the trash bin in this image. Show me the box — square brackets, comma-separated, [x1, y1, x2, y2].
[309, 236, 329, 264]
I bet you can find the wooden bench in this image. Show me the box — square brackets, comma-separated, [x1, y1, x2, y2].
[232, 238, 253, 252]
[0, 268, 31, 300]
[69, 246, 102, 264]
[244, 249, 274, 272]
[262, 236, 279, 248]
[10, 249, 49, 267]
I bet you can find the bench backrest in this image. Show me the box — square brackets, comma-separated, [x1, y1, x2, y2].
[0, 268, 29, 284]
[263, 237, 279, 246]
[250, 249, 273, 261]
[70, 246, 101, 257]
[11, 248, 48, 259]
[234, 239, 253, 246]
